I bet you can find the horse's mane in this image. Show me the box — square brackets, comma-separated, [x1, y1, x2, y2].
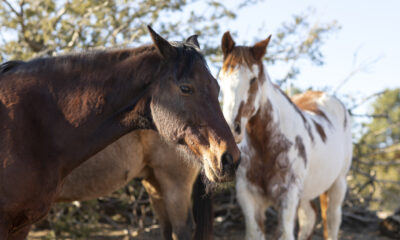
[0, 42, 206, 81]
[169, 41, 208, 79]
[0, 46, 156, 75]
[0, 60, 25, 74]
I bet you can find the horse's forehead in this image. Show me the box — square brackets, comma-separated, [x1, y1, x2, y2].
[220, 64, 259, 84]
[190, 60, 215, 85]
[220, 64, 259, 118]
[222, 46, 258, 71]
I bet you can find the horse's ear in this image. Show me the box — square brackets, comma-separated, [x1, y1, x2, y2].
[186, 35, 200, 49]
[147, 25, 177, 59]
[251, 35, 271, 61]
[221, 31, 235, 58]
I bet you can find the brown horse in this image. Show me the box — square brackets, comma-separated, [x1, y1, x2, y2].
[53, 129, 212, 240]
[0, 26, 239, 239]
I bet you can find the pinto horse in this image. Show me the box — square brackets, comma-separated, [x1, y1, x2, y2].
[0, 26, 240, 239]
[219, 32, 352, 240]
[53, 129, 212, 240]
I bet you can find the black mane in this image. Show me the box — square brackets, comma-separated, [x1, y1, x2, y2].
[0, 60, 25, 74]
[171, 41, 208, 79]
[0, 42, 206, 80]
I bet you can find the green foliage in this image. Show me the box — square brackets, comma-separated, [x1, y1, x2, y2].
[0, 0, 243, 61]
[350, 88, 400, 212]
[0, 1, 338, 85]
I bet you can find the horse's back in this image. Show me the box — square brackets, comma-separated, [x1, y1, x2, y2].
[56, 129, 196, 202]
[292, 91, 352, 155]
[56, 131, 147, 202]
[292, 91, 352, 199]
[292, 91, 347, 127]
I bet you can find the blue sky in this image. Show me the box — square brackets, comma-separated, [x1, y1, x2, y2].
[219, 0, 399, 115]
[2, 0, 398, 116]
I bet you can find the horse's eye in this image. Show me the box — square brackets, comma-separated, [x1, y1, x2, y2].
[250, 77, 256, 84]
[180, 85, 193, 94]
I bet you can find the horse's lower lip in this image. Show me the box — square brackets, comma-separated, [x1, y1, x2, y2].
[215, 174, 235, 183]
[206, 157, 236, 182]
[214, 169, 236, 182]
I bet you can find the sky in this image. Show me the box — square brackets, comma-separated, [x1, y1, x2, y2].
[219, 0, 400, 116]
[2, 0, 398, 116]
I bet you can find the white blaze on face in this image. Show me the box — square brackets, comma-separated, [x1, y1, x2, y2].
[219, 64, 259, 138]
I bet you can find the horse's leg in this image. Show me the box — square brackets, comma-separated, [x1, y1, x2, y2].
[0, 229, 7, 240]
[192, 175, 213, 240]
[0, 220, 9, 240]
[297, 200, 316, 240]
[326, 176, 347, 240]
[7, 225, 30, 240]
[320, 192, 329, 240]
[142, 176, 173, 240]
[162, 186, 194, 240]
[236, 178, 266, 240]
[276, 186, 300, 240]
[152, 168, 195, 240]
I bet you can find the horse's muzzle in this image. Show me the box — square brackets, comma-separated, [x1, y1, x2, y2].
[218, 152, 241, 181]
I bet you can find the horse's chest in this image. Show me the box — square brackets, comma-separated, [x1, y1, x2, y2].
[240, 135, 295, 201]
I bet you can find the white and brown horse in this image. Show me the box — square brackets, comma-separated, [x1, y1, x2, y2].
[219, 32, 352, 240]
[53, 129, 212, 240]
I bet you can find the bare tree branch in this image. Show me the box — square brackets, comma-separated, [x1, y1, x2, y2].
[333, 52, 383, 94]
[350, 113, 389, 118]
[2, 0, 20, 17]
[354, 157, 400, 167]
[349, 90, 386, 110]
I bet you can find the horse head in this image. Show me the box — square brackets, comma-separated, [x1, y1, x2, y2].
[147, 27, 240, 182]
[219, 31, 271, 143]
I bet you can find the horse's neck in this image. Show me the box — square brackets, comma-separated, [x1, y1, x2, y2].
[59, 51, 161, 177]
[252, 70, 304, 142]
[95, 51, 160, 114]
[243, 75, 297, 191]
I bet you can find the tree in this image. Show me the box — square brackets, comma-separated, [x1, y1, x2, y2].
[0, 0, 247, 61]
[351, 88, 400, 212]
[0, 1, 338, 85]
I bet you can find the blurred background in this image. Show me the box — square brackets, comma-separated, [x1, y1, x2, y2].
[1, 0, 399, 239]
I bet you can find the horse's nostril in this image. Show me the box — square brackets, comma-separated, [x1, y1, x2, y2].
[177, 138, 185, 145]
[234, 123, 241, 135]
[221, 152, 233, 171]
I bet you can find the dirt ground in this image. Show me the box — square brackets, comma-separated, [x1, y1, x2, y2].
[28, 216, 393, 240]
